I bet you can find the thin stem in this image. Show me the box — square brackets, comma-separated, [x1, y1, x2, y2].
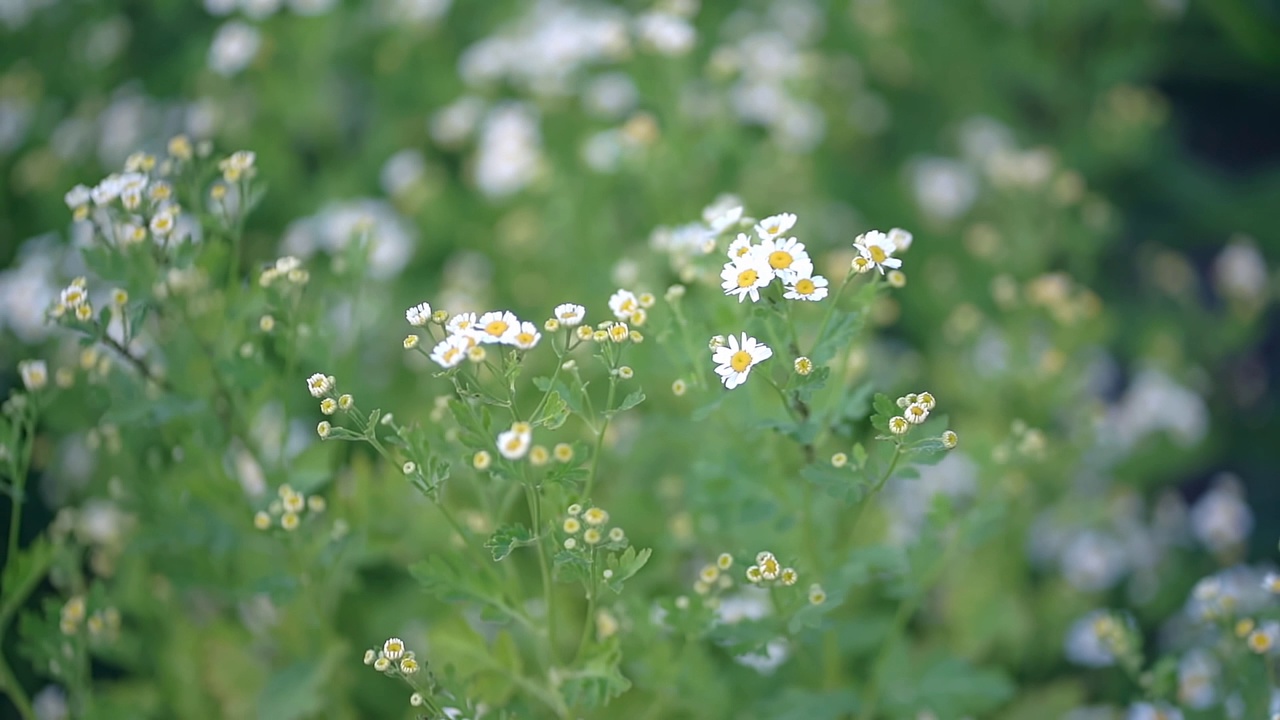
[581, 377, 617, 502]
[573, 549, 597, 662]
[99, 334, 169, 391]
[526, 477, 558, 658]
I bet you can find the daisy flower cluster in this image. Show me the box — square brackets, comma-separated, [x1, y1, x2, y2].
[58, 596, 120, 642]
[850, 228, 911, 276]
[306, 372, 355, 438]
[252, 483, 326, 532]
[258, 255, 310, 287]
[720, 213, 830, 304]
[402, 301, 547, 369]
[364, 636, 422, 676]
[560, 504, 628, 552]
[48, 276, 96, 323]
[886, 391, 956, 445]
[692, 553, 736, 600]
[744, 550, 798, 587]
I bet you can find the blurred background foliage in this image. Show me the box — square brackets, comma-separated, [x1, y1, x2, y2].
[2, 0, 1279, 718]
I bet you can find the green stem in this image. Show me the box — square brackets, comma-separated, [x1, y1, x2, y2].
[573, 549, 597, 662]
[581, 378, 617, 502]
[526, 478, 558, 658]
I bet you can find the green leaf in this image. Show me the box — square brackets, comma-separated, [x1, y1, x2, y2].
[0, 537, 54, 624]
[812, 312, 864, 364]
[485, 524, 534, 561]
[609, 390, 645, 416]
[558, 639, 632, 709]
[800, 463, 866, 502]
[909, 657, 1015, 716]
[786, 366, 830, 404]
[533, 390, 570, 430]
[603, 546, 652, 593]
[256, 654, 337, 720]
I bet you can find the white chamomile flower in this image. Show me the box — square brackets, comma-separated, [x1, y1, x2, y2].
[19, 360, 48, 391]
[429, 334, 471, 369]
[853, 230, 902, 274]
[511, 321, 541, 350]
[904, 402, 929, 424]
[475, 310, 520, 344]
[554, 303, 586, 326]
[306, 373, 334, 397]
[406, 302, 432, 327]
[727, 232, 754, 260]
[150, 210, 176, 236]
[497, 423, 532, 460]
[446, 312, 478, 336]
[887, 227, 913, 253]
[712, 333, 773, 389]
[382, 637, 405, 660]
[608, 289, 639, 320]
[705, 204, 743, 233]
[759, 236, 813, 282]
[784, 273, 829, 302]
[720, 254, 775, 303]
[754, 213, 797, 241]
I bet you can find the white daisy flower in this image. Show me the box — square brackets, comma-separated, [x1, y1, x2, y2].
[149, 210, 176, 236]
[554, 303, 586, 327]
[608, 289, 639, 320]
[755, 213, 797, 241]
[853, 230, 902, 274]
[497, 423, 532, 460]
[784, 274, 829, 302]
[887, 227, 913, 253]
[446, 312, 478, 336]
[429, 334, 471, 368]
[720, 254, 775, 303]
[19, 360, 48, 391]
[712, 333, 773, 389]
[511, 321, 541, 350]
[405, 302, 432, 327]
[705, 204, 743, 233]
[475, 310, 520, 344]
[759, 236, 814, 282]
[64, 185, 91, 211]
[727, 232, 754, 260]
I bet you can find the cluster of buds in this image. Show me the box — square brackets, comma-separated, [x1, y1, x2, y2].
[364, 637, 423, 677]
[744, 551, 798, 587]
[561, 504, 627, 552]
[259, 256, 309, 287]
[59, 597, 121, 641]
[218, 150, 257, 184]
[887, 391, 958, 449]
[49, 277, 95, 323]
[1236, 618, 1280, 655]
[607, 288, 655, 327]
[576, 319, 643, 345]
[693, 553, 736, 600]
[307, 372, 355, 439]
[254, 483, 326, 532]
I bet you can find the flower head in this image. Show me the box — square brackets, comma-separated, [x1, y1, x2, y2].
[888, 416, 909, 435]
[727, 233, 754, 260]
[446, 312, 478, 336]
[430, 334, 472, 369]
[609, 289, 639, 320]
[497, 424, 532, 459]
[760, 236, 813, 282]
[19, 360, 48, 391]
[942, 430, 958, 449]
[712, 333, 773, 389]
[583, 507, 609, 526]
[794, 357, 813, 375]
[784, 273, 828, 302]
[476, 311, 520, 344]
[554, 303, 586, 326]
[307, 373, 334, 398]
[904, 403, 929, 424]
[887, 227, 913, 253]
[512, 321, 541, 350]
[382, 637, 405, 660]
[853, 230, 902, 274]
[406, 302, 432, 327]
[720, 254, 774, 303]
[755, 213, 797, 241]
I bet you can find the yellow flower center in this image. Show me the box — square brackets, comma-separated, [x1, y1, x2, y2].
[516, 332, 535, 345]
[868, 245, 887, 264]
[766, 224, 780, 235]
[736, 269, 759, 288]
[730, 350, 753, 373]
[768, 251, 793, 270]
[443, 348, 459, 362]
[485, 320, 509, 336]
[736, 246, 751, 257]
[559, 310, 575, 319]
[505, 437, 523, 452]
[795, 278, 815, 295]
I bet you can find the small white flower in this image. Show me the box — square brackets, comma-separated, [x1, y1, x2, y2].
[149, 210, 176, 236]
[554, 303, 586, 326]
[475, 310, 520, 344]
[382, 637, 405, 661]
[608, 289, 639, 320]
[712, 333, 773, 389]
[446, 312, 478, 336]
[429, 334, 471, 369]
[19, 360, 48, 391]
[511, 321, 541, 350]
[904, 403, 929, 424]
[727, 233, 755, 260]
[406, 302, 432, 326]
[853, 230, 902, 274]
[759, 236, 813, 282]
[783, 274, 829, 302]
[720, 254, 775, 304]
[755, 213, 797, 241]
[306, 373, 334, 398]
[64, 184, 91, 212]
[497, 423, 532, 460]
[706, 205, 743, 233]
[887, 227, 913, 253]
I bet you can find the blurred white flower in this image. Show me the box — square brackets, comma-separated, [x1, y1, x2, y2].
[1189, 475, 1253, 555]
[241, 0, 282, 20]
[1212, 236, 1267, 305]
[1103, 369, 1208, 451]
[429, 96, 486, 148]
[380, 149, 427, 197]
[281, 199, 415, 279]
[208, 21, 261, 77]
[635, 12, 696, 56]
[385, 0, 452, 24]
[1060, 530, 1129, 593]
[474, 103, 543, 198]
[910, 157, 979, 222]
[1064, 610, 1123, 668]
[583, 72, 639, 119]
[1177, 649, 1219, 710]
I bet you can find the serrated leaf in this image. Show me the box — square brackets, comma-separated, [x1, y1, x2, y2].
[603, 547, 651, 593]
[485, 523, 534, 561]
[533, 390, 570, 430]
[256, 656, 333, 720]
[558, 639, 632, 709]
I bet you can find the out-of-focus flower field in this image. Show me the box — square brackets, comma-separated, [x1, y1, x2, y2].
[1, 1, 1279, 719]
